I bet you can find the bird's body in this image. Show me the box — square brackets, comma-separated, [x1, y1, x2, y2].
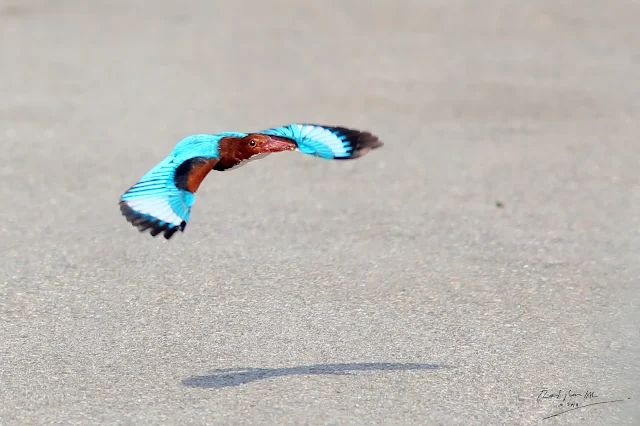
[119, 123, 383, 239]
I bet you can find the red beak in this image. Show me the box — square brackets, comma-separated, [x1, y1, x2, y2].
[262, 136, 297, 153]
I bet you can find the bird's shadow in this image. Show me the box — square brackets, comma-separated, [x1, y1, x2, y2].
[182, 362, 449, 389]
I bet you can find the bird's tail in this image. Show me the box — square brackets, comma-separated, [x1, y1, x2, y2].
[119, 155, 195, 239]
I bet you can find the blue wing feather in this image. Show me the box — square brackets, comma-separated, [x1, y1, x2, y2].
[119, 134, 225, 239]
[119, 155, 192, 239]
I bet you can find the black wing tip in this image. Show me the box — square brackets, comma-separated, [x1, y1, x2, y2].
[344, 129, 384, 159]
[119, 200, 186, 240]
[304, 124, 384, 160]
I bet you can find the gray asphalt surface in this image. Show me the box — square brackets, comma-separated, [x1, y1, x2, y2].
[1, 1, 639, 424]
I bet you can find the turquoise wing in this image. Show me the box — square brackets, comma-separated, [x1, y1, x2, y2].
[119, 134, 223, 239]
[119, 155, 196, 239]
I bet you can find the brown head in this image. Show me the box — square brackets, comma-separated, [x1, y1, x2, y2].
[214, 133, 297, 171]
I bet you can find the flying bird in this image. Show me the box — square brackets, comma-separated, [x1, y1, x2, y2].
[119, 123, 383, 239]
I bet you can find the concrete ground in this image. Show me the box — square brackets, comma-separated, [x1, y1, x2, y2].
[1, 0, 638, 424]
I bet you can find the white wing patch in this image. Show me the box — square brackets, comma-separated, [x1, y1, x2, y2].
[125, 197, 184, 226]
[296, 124, 349, 157]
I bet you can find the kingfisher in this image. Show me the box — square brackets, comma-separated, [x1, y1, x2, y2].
[119, 123, 383, 239]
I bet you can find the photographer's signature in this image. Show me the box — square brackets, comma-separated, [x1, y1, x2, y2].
[538, 389, 630, 420]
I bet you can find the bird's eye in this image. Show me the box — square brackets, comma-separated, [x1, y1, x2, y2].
[249, 140, 256, 147]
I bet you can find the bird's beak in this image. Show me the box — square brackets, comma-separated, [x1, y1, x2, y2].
[262, 136, 297, 153]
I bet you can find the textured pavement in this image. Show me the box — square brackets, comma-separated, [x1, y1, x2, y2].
[1, 0, 639, 424]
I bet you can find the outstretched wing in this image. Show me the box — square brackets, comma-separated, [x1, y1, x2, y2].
[259, 124, 383, 160]
[119, 155, 218, 239]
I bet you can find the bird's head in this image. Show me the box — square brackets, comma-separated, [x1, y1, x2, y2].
[216, 133, 297, 170]
[239, 134, 297, 157]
